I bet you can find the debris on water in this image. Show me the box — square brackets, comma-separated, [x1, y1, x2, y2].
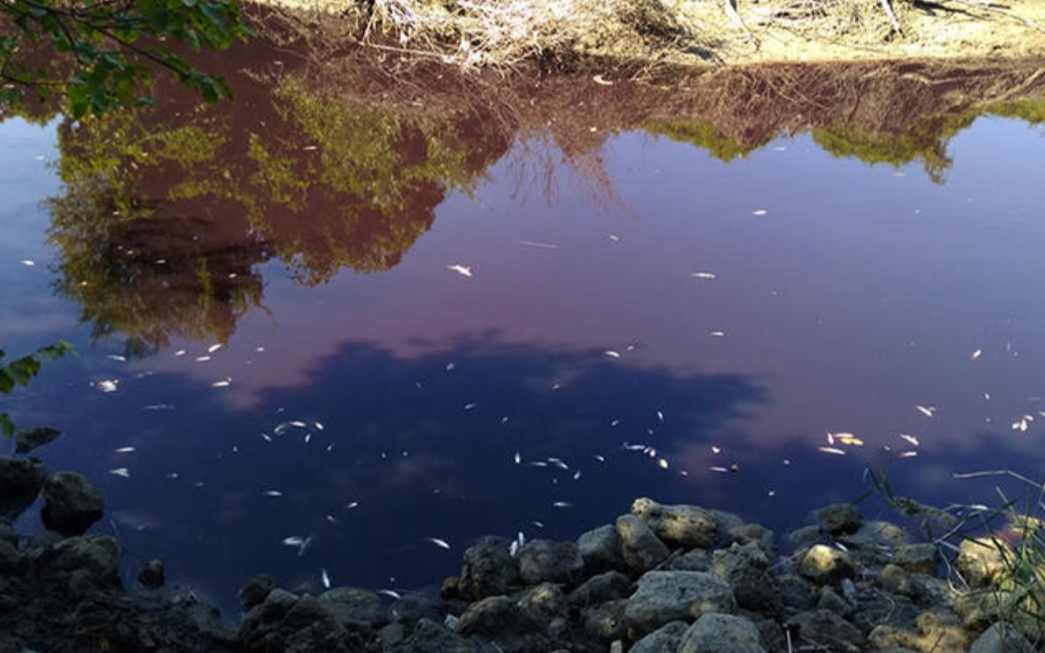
[610, 420, 620, 427]
[95, 379, 119, 393]
[426, 537, 451, 550]
[114, 447, 136, 453]
[692, 272, 717, 280]
[971, 349, 982, 360]
[326, 515, 338, 524]
[711, 446, 722, 454]
[321, 569, 331, 589]
[1012, 417, 1031, 432]
[109, 468, 130, 477]
[915, 405, 936, 417]
[447, 264, 473, 278]
[107, 354, 127, 362]
[730, 464, 740, 472]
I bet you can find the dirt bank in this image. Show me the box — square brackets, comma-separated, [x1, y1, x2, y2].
[247, 0, 1045, 69]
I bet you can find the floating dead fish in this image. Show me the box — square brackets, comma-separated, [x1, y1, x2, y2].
[898, 433, 920, 447]
[608, 234, 620, 242]
[710, 331, 726, 337]
[211, 378, 231, 388]
[346, 502, 360, 509]
[321, 569, 331, 589]
[610, 420, 620, 427]
[592, 74, 614, 86]
[274, 421, 309, 435]
[256, 346, 266, 352]
[109, 468, 130, 477]
[836, 434, 864, 446]
[593, 455, 606, 462]
[547, 457, 569, 470]
[95, 380, 119, 393]
[915, 405, 936, 417]
[195, 356, 211, 362]
[207, 344, 223, 354]
[509, 540, 520, 557]
[426, 537, 451, 550]
[463, 403, 477, 410]
[377, 589, 402, 600]
[114, 447, 136, 454]
[710, 466, 729, 473]
[623, 443, 646, 451]
[530, 461, 548, 467]
[260, 433, 273, 442]
[656, 410, 664, 423]
[573, 471, 582, 480]
[173, 350, 186, 357]
[658, 459, 669, 469]
[532, 521, 545, 528]
[314, 422, 324, 431]
[552, 501, 572, 508]
[513, 451, 522, 464]
[1012, 418, 1030, 432]
[818, 447, 847, 456]
[971, 349, 982, 360]
[711, 446, 722, 454]
[898, 451, 918, 458]
[326, 515, 338, 524]
[751, 209, 768, 216]
[604, 350, 621, 359]
[21, 260, 35, 266]
[519, 240, 560, 250]
[107, 355, 127, 362]
[282, 535, 314, 556]
[262, 490, 283, 497]
[142, 404, 173, 411]
[447, 264, 473, 278]
[692, 272, 717, 280]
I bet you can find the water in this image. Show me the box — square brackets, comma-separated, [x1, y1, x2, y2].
[3, 32, 1045, 614]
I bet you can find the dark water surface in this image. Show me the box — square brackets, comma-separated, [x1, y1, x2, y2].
[3, 23, 1045, 613]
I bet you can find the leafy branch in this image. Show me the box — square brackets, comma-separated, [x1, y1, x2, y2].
[0, 340, 76, 438]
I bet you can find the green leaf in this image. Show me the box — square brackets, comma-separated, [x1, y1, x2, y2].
[0, 370, 14, 395]
[1, 413, 14, 438]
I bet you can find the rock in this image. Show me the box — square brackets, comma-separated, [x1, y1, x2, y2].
[0, 457, 49, 520]
[37, 534, 121, 588]
[798, 544, 854, 585]
[458, 537, 520, 600]
[517, 540, 585, 586]
[138, 559, 165, 588]
[893, 543, 938, 574]
[518, 583, 567, 625]
[817, 503, 862, 536]
[616, 514, 670, 573]
[319, 586, 389, 629]
[952, 589, 1010, 630]
[958, 537, 1009, 588]
[583, 599, 627, 642]
[663, 549, 711, 572]
[239, 574, 277, 610]
[849, 587, 920, 634]
[868, 611, 968, 653]
[40, 471, 104, 537]
[624, 571, 736, 637]
[816, 586, 852, 617]
[0, 521, 18, 547]
[577, 525, 626, 573]
[14, 427, 62, 454]
[569, 570, 632, 607]
[786, 525, 823, 550]
[711, 542, 782, 614]
[396, 618, 478, 653]
[727, 523, 774, 555]
[629, 621, 688, 653]
[678, 613, 766, 653]
[631, 498, 720, 549]
[969, 622, 1036, 653]
[454, 595, 552, 653]
[790, 610, 865, 652]
[777, 575, 817, 612]
[878, 563, 914, 597]
[0, 540, 27, 575]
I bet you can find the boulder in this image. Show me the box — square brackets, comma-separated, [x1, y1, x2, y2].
[969, 622, 1036, 653]
[798, 544, 854, 585]
[0, 521, 18, 547]
[517, 583, 567, 626]
[0, 540, 27, 575]
[37, 534, 121, 588]
[40, 471, 104, 537]
[569, 571, 632, 607]
[14, 427, 62, 454]
[727, 523, 774, 555]
[817, 503, 862, 536]
[678, 613, 766, 653]
[577, 525, 626, 573]
[711, 542, 782, 614]
[0, 457, 49, 520]
[893, 543, 938, 574]
[663, 548, 711, 572]
[868, 611, 969, 653]
[319, 586, 389, 630]
[787, 609, 865, 653]
[454, 595, 553, 653]
[616, 514, 670, 573]
[517, 540, 585, 586]
[583, 599, 627, 642]
[138, 559, 165, 588]
[395, 618, 478, 653]
[957, 537, 1009, 588]
[631, 498, 720, 549]
[624, 571, 736, 637]
[629, 621, 688, 653]
[239, 574, 277, 610]
[816, 586, 852, 617]
[458, 537, 520, 600]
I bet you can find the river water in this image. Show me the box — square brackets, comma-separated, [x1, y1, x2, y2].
[3, 22, 1045, 613]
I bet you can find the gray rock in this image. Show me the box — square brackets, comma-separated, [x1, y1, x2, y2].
[319, 586, 389, 629]
[624, 571, 736, 637]
[969, 622, 1036, 653]
[0, 457, 49, 520]
[817, 503, 862, 536]
[577, 525, 626, 573]
[678, 613, 766, 653]
[629, 620, 688, 653]
[777, 574, 817, 612]
[138, 559, 165, 588]
[617, 514, 670, 573]
[878, 563, 915, 597]
[517, 539, 585, 587]
[38, 534, 121, 588]
[663, 548, 711, 572]
[40, 471, 104, 537]
[14, 427, 62, 454]
[817, 586, 852, 617]
[396, 618, 478, 653]
[518, 582, 567, 625]
[0, 540, 26, 575]
[727, 523, 774, 555]
[459, 537, 520, 600]
[632, 498, 720, 549]
[454, 595, 552, 653]
[711, 542, 782, 614]
[786, 525, 823, 550]
[893, 543, 938, 574]
[868, 611, 969, 653]
[0, 521, 17, 547]
[583, 599, 627, 642]
[787, 609, 865, 653]
[569, 570, 632, 607]
[239, 573, 277, 610]
[958, 537, 1009, 588]
[798, 544, 854, 585]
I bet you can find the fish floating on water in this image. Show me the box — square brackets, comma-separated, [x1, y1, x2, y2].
[425, 537, 451, 550]
[915, 405, 936, 417]
[447, 264, 473, 278]
[282, 535, 314, 556]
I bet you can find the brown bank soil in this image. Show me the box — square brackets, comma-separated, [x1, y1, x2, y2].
[245, 0, 1045, 69]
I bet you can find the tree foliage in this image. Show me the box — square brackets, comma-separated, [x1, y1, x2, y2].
[0, 0, 250, 118]
[0, 341, 75, 437]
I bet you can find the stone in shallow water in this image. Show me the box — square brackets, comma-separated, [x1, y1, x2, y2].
[893, 543, 938, 574]
[138, 559, 165, 588]
[631, 498, 720, 549]
[629, 620, 688, 653]
[40, 471, 104, 537]
[711, 542, 783, 614]
[517, 539, 585, 586]
[788, 609, 865, 653]
[969, 622, 1036, 653]
[0, 457, 49, 521]
[957, 537, 1010, 588]
[678, 613, 766, 653]
[798, 544, 854, 585]
[38, 534, 121, 588]
[817, 503, 863, 536]
[616, 514, 669, 573]
[569, 570, 632, 607]
[458, 536, 520, 600]
[624, 570, 736, 637]
[239, 573, 277, 610]
[577, 524, 626, 574]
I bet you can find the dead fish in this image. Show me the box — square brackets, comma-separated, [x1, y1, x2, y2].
[173, 350, 186, 357]
[326, 515, 338, 524]
[207, 343, 223, 354]
[425, 537, 451, 550]
[141, 404, 173, 411]
[710, 466, 729, 473]
[711, 446, 722, 454]
[519, 240, 560, 250]
[971, 349, 982, 360]
[282, 535, 314, 556]
[447, 264, 473, 278]
[260, 433, 273, 442]
[114, 446, 136, 453]
[573, 471, 582, 480]
[915, 405, 936, 417]
[898, 433, 920, 446]
[346, 501, 360, 509]
[656, 410, 664, 422]
[592, 74, 614, 86]
[509, 540, 520, 557]
[262, 490, 283, 497]
[21, 260, 35, 266]
[109, 468, 130, 477]
[899, 451, 918, 458]
[837, 434, 864, 446]
[321, 569, 331, 589]
[314, 422, 324, 431]
[604, 350, 621, 359]
[95, 380, 119, 393]
[710, 331, 726, 337]
[593, 455, 606, 462]
[530, 461, 548, 468]
[547, 457, 569, 470]
[274, 421, 308, 435]
[552, 501, 572, 508]
[658, 458, 669, 469]
[107, 354, 127, 362]
[463, 403, 477, 410]
[1012, 418, 1030, 432]
[195, 356, 211, 362]
[818, 447, 847, 456]
[377, 589, 402, 600]
[692, 272, 717, 280]
[211, 378, 231, 388]
[751, 209, 768, 216]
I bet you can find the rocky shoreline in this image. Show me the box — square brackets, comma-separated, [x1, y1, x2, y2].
[1, 455, 1040, 653]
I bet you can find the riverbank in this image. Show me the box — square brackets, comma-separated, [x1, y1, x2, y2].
[245, 0, 1045, 70]
[2, 456, 1043, 652]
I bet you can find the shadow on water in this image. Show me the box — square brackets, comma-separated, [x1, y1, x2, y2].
[63, 333, 766, 606]
[14, 4, 1043, 355]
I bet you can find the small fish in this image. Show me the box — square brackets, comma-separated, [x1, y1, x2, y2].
[692, 272, 717, 280]
[837, 434, 864, 446]
[281, 535, 314, 556]
[321, 569, 331, 589]
[114, 446, 136, 453]
[898, 433, 920, 446]
[326, 515, 338, 524]
[260, 433, 273, 442]
[377, 589, 402, 600]
[971, 349, 982, 360]
[552, 501, 572, 508]
[532, 521, 545, 528]
[274, 421, 308, 435]
[547, 457, 569, 470]
[463, 403, 477, 410]
[593, 454, 606, 462]
[623, 443, 646, 451]
[915, 405, 936, 417]
[211, 378, 231, 388]
[513, 451, 522, 464]
[711, 446, 722, 454]
[96, 380, 119, 393]
[256, 346, 266, 352]
[519, 240, 560, 249]
[591, 74, 614, 86]
[314, 422, 324, 431]
[658, 458, 669, 469]
[710, 331, 726, 337]
[509, 540, 520, 557]
[899, 451, 919, 458]
[107, 354, 127, 362]
[604, 350, 621, 359]
[530, 461, 547, 467]
[21, 260, 35, 266]
[656, 410, 664, 422]
[109, 468, 131, 477]
[207, 344, 223, 354]
[447, 264, 473, 278]
[710, 466, 729, 473]
[610, 420, 620, 427]
[142, 404, 174, 411]
[195, 356, 211, 362]
[818, 446, 847, 456]
[751, 209, 768, 216]
[608, 234, 620, 242]
[1012, 419, 1029, 432]
[426, 537, 451, 550]
[262, 490, 283, 497]
[346, 501, 360, 509]
[573, 470, 582, 480]
[173, 350, 187, 357]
